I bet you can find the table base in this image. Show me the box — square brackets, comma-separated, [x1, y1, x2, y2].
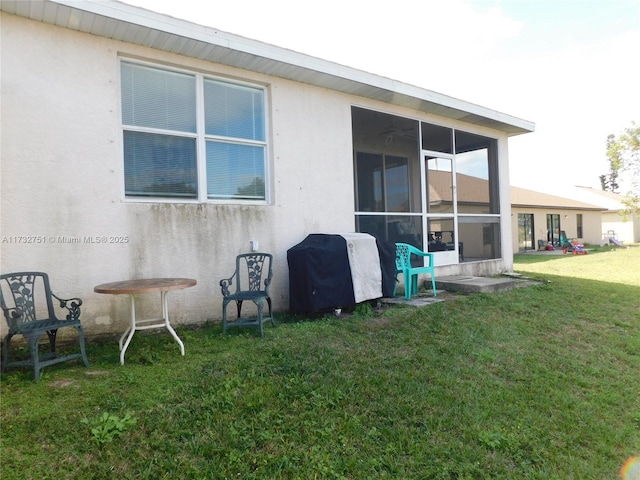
[118, 290, 185, 365]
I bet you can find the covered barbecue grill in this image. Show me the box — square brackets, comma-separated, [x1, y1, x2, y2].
[287, 233, 396, 313]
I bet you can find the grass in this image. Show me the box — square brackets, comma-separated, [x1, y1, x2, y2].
[1, 248, 639, 479]
[514, 244, 640, 287]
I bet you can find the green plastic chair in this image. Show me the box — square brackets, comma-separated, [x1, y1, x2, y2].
[394, 243, 437, 300]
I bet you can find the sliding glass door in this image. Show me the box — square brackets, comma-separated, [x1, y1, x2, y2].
[518, 213, 534, 251]
[547, 214, 561, 246]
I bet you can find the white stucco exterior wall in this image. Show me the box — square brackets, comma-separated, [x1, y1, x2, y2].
[601, 212, 638, 245]
[499, 139, 514, 271]
[1, 12, 518, 337]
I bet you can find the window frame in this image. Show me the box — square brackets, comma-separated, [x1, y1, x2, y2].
[576, 213, 583, 238]
[119, 59, 270, 205]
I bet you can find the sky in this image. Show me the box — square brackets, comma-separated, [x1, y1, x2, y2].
[123, 0, 640, 196]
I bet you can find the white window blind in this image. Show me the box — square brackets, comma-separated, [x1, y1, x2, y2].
[121, 62, 196, 133]
[121, 61, 267, 201]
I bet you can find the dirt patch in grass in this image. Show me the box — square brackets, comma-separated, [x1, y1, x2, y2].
[49, 379, 75, 388]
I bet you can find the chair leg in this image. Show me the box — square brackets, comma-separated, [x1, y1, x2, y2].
[222, 300, 229, 334]
[2, 333, 13, 373]
[27, 335, 41, 381]
[267, 297, 276, 327]
[46, 329, 58, 354]
[405, 276, 413, 300]
[76, 326, 91, 367]
[430, 276, 437, 297]
[256, 301, 264, 338]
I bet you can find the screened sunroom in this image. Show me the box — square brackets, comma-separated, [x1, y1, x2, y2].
[352, 107, 501, 266]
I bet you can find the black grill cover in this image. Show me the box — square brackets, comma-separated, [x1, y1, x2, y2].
[374, 235, 398, 297]
[287, 234, 396, 313]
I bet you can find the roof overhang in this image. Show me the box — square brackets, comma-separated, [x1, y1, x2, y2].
[510, 186, 605, 211]
[1, 0, 535, 136]
[511, 204, 605, 211]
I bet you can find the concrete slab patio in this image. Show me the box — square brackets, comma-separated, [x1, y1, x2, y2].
[435, 275, 524, 294]
[382, 294, 446, 307]
[381, 274, 543, 307]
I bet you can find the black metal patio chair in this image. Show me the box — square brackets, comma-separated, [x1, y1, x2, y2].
[219, 253, 275, 337]
[1, 272, 90, 380]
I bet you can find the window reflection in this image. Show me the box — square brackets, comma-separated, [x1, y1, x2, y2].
[385, 156, 409, 212]
[426, 156, 453, 213]
[204, 80, 265, 141]
[356, 215, 385, 239]
[356, 215, 423, 249]
[427, 217, 457, 253]
[388, 216, 422, 248]
[206, 142, 265, 200]
[124, 131, 197, 198]
[355, 153, 409, 212]
[457, 217, 500, 261]
[518, 213, 534, 251]
[355, 152, 383, 212]
[455, 131, 498, 214]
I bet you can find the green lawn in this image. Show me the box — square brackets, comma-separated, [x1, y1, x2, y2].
[1, 248, 639, 479]
[514, 244, 640, 287]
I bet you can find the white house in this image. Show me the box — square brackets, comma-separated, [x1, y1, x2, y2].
[573, 186, 640, 245]
[0, 0, 534, 336]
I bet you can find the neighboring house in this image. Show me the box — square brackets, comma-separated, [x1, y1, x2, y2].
[510, 185, 640, 252]
[0, 0, 534, 336]
[574, 186, 640, 245]
[510, 187, 605, 252]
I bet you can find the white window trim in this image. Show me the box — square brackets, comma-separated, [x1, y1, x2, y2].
[119, 59, 271, 205]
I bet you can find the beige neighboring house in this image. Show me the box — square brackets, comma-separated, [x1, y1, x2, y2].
[427, 174, 627, 253]
[510, 186, 605, 252]
[573, 186, 640, 245]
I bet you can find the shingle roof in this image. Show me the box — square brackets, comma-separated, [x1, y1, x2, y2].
[428, 171, 605, 210]
[510, 185, 603, 210]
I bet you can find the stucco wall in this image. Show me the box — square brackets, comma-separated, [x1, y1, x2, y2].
[601, 212, 638, 244]
[1, 13, 515, 337]
[510, 208, 603, 252]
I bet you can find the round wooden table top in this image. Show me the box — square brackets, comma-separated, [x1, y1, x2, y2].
[94, 278, 197, 295]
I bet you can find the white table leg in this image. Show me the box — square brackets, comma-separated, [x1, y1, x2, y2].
[119, 294, 137, 365]
[118, 291, 185, 365]
[162, 290, 185, 356]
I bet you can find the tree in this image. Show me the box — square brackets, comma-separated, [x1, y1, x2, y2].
[601, 122, 640, 217]
[599, 134, 621, 193]
[235, 177, 265, 198]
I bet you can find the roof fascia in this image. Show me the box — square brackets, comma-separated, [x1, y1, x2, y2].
[2, 0, 535, 135]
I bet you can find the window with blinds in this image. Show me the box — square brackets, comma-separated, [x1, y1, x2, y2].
[121, 61, 267, 202]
